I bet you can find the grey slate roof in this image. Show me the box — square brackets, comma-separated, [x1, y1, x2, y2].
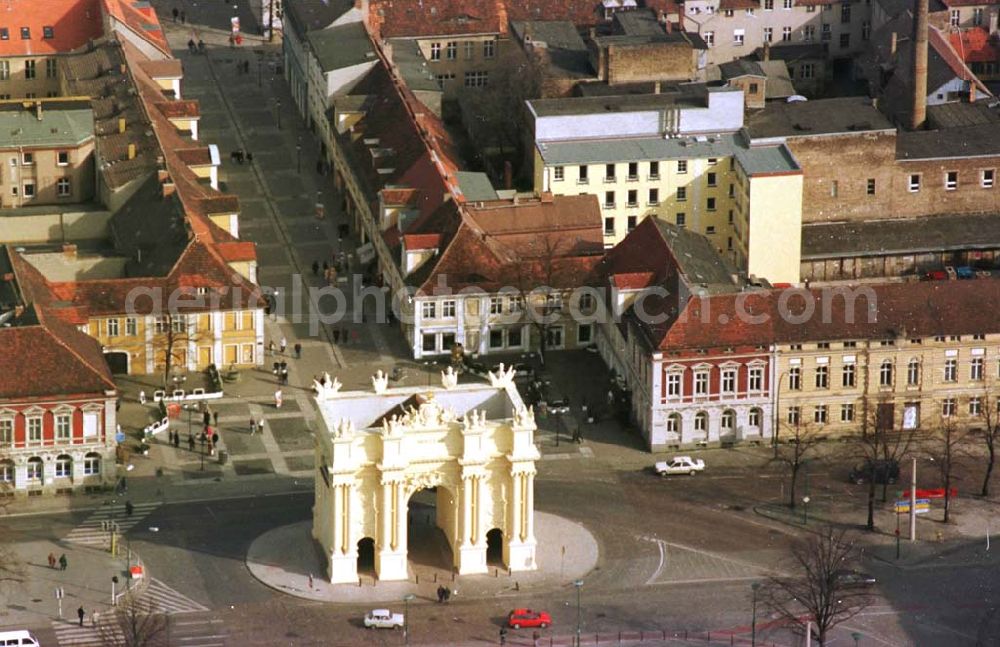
[720, 59, 764, 80]
[455, 172, 498, 202]
[510, 20, 592, 77]
[802, 213, 1000, 259]
[652, 218, 738, 292]
[927, 100, 1000, 129]
[307, 22, 375, 72]
[896, 124, 1000, 160]
[530, 84, 721, 116]
[284, 0, 355, 37]
[538, 132, 800, 175]
[387, 38, 441, 92]
[745, 97, 894, 140]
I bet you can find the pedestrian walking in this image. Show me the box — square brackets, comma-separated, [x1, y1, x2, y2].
[213, 411, 219, 427]
[274, 389, 283, 408]
[246, 152, 253, 164]
[250, 417, 257, 435]
[257, 419, 264, 435]
[212, 432, 219, 448]
[532, 630, 540, 647]
[294, 342, 302, 359]
[139, 390, 146, 404]
[280, 337, 287, 354]
[444, 587, 451, 602]
[436, 585, 445, 603]
[77, 606, 85, 627]
[499, 627, 507, 646]
[188, 434, 195, 451]
[172, 7, 178, 21]
[198, 39, 205, 53]
[268, 340, 275, 355]
[173, 431, 180, 448]
[48, 552, 56, 568]
[125, 501, 134, 516]
[59, 554, 67, 570]
[180, 10, 186, 23]
[203, 411, 211, 427]
[312, 260, 320, 276]
[91, 610, 99, 627]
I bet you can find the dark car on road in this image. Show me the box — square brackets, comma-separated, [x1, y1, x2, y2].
[849, 459, 899, 485]
[835, 569, 878, 588]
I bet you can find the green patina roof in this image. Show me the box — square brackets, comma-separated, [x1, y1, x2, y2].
[307, 22, 376, 73]
[0, 106, 94, 148]
[455, 172, 498, 202]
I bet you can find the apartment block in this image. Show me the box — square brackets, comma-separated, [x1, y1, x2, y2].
[528, 85, 804, 284]
[0, 99, 96, 208]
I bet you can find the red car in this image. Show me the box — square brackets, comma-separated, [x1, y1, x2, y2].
[507, 608, 551, 629]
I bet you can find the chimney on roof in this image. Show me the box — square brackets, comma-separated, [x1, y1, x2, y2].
[504, 160, 513, 189]
[969, 80, 977, 103]
[910, 0, 929, 130]
[664, 18, 672, 33]
[890, 31, 898, 58]
[62, 243, 77, 259]
[157, 169, 169, 182]
[127, 143, 136, 160]
[35, 101, 42, 121]
[118, 117, 126, 134]
[589, 27, 597, 40]
[162, 181, 176, 198]
[763, 41, 771, 61]
[119, 63, 126, 74]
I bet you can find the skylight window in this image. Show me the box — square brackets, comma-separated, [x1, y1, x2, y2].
[42, 26, 53, 39]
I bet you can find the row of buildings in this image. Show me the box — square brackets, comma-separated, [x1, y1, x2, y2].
[277, 0, 1000, 451]
[0, 0, 266, 495]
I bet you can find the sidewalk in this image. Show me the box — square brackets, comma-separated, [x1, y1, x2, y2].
[0, 538, 142, 629]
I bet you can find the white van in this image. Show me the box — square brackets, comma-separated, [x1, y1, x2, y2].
[0, 630, 41, 646]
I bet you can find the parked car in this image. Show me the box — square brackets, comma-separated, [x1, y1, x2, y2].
[921, 270, 948, 281]
[507, 608, 551, 629]
[956, 265, 975, 279]
[654, 456, 706, 476]
[849, 459, 899, 485]
[364, 609, 404, 629]
[835, 569, 877, 587]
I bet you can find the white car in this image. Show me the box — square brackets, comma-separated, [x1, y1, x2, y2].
[364, 609, 404, 629]
[655, 456, 706, 476]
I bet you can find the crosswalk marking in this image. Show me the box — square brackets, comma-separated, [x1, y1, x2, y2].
[64, 502, 160, 547]
[51, 617, 123, 646]
[137, 577, 210, 614]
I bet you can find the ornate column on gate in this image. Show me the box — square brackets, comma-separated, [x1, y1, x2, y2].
[315, 417, 364, 583]
[375, 415, 409, 581]
[506, 403, 540, 572]
[456, 410, 490, 574]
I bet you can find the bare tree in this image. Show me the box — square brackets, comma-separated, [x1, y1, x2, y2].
[150, 314, 202, 389]
[854, 398, 915, 531]
[457, 46, 543, 186]
[763, 526, 872, 646]
[975, 385, 1000, 497]
[510, 235, 574, 367]
[770, 419, 822, 510]
[926, 415, 970, 523]
[99, 591, 168, 647]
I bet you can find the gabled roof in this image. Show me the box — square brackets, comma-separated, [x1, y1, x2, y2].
[1, 246, 115, 400]
[102, 0, 170, 56]
[948, 27, 1000, 64]
[0, 0, 103, 57]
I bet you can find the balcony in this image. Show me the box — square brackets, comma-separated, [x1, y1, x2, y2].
[603, 176, 617, 184]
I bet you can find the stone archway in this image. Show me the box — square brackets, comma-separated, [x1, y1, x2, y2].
[312, 378, 540, 584]
[486, 528, 504, 568]
[356, 537, 375, 578]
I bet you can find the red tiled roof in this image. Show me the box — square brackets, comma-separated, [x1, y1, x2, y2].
[930, 26, 991, 94]
[1, 248, 115, 400]
[721, 0, 761, 8]
[403, 233, 443, 249]
[138, 58, 183, 78]
[369, 0, 619, 39]
[381, 188, 421, 205]
[939, 0, 1000, 6]
[216, 241, 257, 263]
[158, 100, 201, 119]
[175, 147, 212, 166]
[611, 271, 656, 290]
[0, 0, 103, 57]
[949, 27, 1000, 64]
[102, 0, 170, 56]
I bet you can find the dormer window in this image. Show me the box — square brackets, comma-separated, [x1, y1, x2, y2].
[0, 29, 8, 40]
[42, 26, 53, 39]
[20, 27, 29, 39]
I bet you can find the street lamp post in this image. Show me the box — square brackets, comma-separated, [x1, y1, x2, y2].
[573, 579, 584, 647]
[296, 141, 302, 174]
[403, 593, 415, 646]
[802, 495, 811, 525]
[276, 99, 282, 130]
[751, 582, 761, 647]
[772, 370, 789, 458]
